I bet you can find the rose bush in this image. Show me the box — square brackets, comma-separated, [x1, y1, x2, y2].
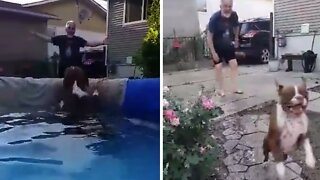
[163, 86, 224, 180]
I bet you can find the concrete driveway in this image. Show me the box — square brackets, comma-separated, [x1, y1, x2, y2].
[164, 64, 320, 117]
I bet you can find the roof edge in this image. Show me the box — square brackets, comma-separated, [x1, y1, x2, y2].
[22, 0, 107, 13]
[0, 6, 61, 20]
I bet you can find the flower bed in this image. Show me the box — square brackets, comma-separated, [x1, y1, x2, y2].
[163, 86, 224, 180]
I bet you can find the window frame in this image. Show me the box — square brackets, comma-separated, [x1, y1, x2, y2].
[123, 0, 149, 25]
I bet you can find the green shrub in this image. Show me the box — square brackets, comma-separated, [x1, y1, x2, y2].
[163, 86, 224, 180]
[134, 0, 160, 78]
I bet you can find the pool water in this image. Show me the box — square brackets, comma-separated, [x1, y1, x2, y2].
[0, 112, 160, 180]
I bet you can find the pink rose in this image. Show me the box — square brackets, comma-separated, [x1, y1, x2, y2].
[200, 146, 206, 154]
[163, 99, 169, 108]
[201, 96, 215, 110]
[170, 118, 180, 126]
[163, 109, 177, 120]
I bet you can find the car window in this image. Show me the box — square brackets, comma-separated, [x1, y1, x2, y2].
[240, 21, 270, 34]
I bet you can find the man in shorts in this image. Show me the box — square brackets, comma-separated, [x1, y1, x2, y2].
[207, 0, 243, 96]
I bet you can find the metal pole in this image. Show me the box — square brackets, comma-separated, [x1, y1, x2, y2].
[269, 12, 274, 58]
[105, 0, 109, 78]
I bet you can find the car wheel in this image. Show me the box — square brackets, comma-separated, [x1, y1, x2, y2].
[260, 48, 270, 64]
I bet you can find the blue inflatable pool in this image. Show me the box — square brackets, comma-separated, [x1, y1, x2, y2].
[121, 78, 160, 123]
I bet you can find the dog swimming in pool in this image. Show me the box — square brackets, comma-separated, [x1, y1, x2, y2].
[59, 66, 100, 119]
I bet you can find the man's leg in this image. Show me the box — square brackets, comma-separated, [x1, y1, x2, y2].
[214, 62, 225, 96]
[228, 59, 241, 92]
[227, 47, 243, 94]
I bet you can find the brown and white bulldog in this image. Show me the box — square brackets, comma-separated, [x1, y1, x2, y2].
[263, 78, 316, 179]
[60, 66, 100, 118]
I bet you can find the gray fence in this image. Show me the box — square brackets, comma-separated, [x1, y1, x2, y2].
[163, 32, 210, 65]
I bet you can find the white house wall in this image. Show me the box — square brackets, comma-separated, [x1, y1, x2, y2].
[47, 26, 106, 57]
[276, 35, 320, 72]
[199, 0, 272, 32]
[163, 0, 200, 37]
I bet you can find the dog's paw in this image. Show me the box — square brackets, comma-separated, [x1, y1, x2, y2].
[306, 154, 316, 168]
[262, 161, 269, 169]
[276, 162, 286, 179]
[72, 82, 88, 98]
[93, 89, 99, 96]
[59, 100, 64, 109]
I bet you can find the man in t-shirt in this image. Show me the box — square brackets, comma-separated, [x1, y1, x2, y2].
[207, 0, 242, 96]
[31, 20, 108, 77]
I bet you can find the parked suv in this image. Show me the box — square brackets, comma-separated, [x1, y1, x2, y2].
[237, 18, 270, 63]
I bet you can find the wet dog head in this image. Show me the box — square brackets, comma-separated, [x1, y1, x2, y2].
[63, 66, 88, 91]
[276, 78, 308, 116]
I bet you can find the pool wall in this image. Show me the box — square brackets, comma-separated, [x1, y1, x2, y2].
[0, 77, 160, 122]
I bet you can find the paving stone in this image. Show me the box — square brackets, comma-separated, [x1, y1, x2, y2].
[245, 163, 300, 180]
[225, 173, 245, 180]
[227, 164, 248, 173]
[239, 117, 261, 134]
[285, 167, 300, 180]
[223, 140, 239, 154]
[236, 144, 252, 151]
[240, 148, 265, 166]
[226, 133, 242, 140]
[239, 132, 265, 148]
[223, 128, 236, 136]
[286, 162, 302, 175]
[223, 120, 235, 129]
[223, 150, 244, 166]
[256, 118, 269, 132]
[245, 164, 274, 180]
[259, 114, 270, 120]
[292, 177, 303, 180]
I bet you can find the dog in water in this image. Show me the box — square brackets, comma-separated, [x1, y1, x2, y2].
[60, 66, 100, 118]
[262, 78, 316, 179]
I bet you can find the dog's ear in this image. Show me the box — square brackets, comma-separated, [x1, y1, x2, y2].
[275, 79, 283, 92]
[301, 77, 307, 88]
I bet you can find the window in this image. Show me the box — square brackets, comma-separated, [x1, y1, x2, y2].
[124, 0, 153, 23]
[240, 21, 270, 35]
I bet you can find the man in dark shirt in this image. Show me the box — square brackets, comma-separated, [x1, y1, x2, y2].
[207, 0, 242, 96]
[31, 20, 107, 77]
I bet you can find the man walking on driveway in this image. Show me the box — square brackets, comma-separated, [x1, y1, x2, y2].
[31, 20, 108, 78]
[207, 0, 243, 96]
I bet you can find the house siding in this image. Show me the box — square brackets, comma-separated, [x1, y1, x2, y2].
[27, 0, 106, 33]
[0, 13, 48, 62]
[274, 0, 320, 34]
[163, 0, 200, 37]
[108, 0, 148, 64]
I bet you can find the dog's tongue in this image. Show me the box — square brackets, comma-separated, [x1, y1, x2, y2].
[291, 105, 303, 115]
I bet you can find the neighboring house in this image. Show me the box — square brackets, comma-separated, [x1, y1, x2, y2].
[274, 0, 320, 72]
[22, 0, 107, 58]
[163, 0, 200, 37]
[107, 0, 151, 78]
[198, 0, 272, 32]
[0, 0, 59, 76]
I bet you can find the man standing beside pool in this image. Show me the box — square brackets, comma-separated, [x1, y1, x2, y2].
[31, 20, 108, 78]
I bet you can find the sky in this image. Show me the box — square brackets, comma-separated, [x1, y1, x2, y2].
[2, 0, 108, 9]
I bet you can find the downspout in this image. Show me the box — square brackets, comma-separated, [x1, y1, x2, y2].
[105, 0, 109, 77]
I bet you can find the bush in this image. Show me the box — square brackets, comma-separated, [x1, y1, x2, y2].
[163, 86, 224, 180]
[134, 0, 160, 78]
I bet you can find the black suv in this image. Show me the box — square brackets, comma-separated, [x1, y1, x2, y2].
[236, 18, 270, 64]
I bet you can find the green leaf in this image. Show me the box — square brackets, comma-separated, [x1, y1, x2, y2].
[186, 154, 203, 165]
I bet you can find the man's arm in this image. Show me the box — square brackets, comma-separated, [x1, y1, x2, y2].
[207, 17, 217, 55]
[207, 31, 215, 54]
[30, 31, 52, 43]
[232, 12, 240, 45]
[85, 37, 108, 47]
